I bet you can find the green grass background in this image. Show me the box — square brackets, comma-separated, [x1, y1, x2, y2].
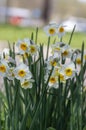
[0, 24, 86, 49]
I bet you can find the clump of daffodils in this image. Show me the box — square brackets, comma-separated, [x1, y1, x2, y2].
[44, 21, 86, 89]
[0, 21, 86, 91]
[45, 45, 77, 89]
[1, 21, 86, 130]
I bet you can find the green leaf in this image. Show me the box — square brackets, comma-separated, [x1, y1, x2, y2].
[68, 24, 76, 45]
[0, 91, 6, 102]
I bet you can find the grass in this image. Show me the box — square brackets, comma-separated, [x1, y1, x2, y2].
[0, 24, 86, 49]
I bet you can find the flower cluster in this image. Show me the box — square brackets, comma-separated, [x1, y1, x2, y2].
[44, 22, 86, 89]
[44, 21, 66, 38]
[0, 38, 40, 89]
[45, 42, 77, 89]
[0, 21, 86, 91]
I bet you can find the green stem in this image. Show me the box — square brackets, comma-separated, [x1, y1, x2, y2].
[46, 36, 50, 60]
[68, 25, 76, 45]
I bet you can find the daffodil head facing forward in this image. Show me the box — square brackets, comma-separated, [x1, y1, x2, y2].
[14, 63, 32, 81]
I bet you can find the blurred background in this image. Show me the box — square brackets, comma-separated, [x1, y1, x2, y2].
[0, 0, 86, 28]
[0, 0, 86, 48]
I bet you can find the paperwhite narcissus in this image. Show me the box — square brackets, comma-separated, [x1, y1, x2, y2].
[61, 47, 72, 60]
[45, 56, 60, 70]
[44, 22, 58, 36]
[58, 73, 66, 83]
[48, 75, 58, 89]
[57, 25, 66, 38]
[14, 63, 32, 81]
[28, 44, 39, 56]
[1, 48, 15, 64]
[21, 79, 34, 89]
[6, 67, 15, 80]
[73, 53, 84, 66]
[59, 62, 76, 79]
[52, 42, 67, 53]
[1, 48, 9, 58]
[0, 59, 9, 77]
[16, 38, 30, 54]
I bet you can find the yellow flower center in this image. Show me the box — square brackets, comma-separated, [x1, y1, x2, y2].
[21, 80, 29, 87]
[59, 27, 64, 33]
[84, 55, 86, 60]
[20, 43, 28, 51]
[54, 68, 59, 75]
[54, 47, 60, 51]
[18, 70, 26, 77]
[76, 58, 81, 65]
[49, 77, 56, 84]
[65, 68, 73, 77]
[50, 61, 57, 66]
[59, 73, 65, 81]
[83, 86, 86, 92]
[62, 51, 68, 56]
[49, 28, 55, 35]
[23, 53, 28, 59]
[0, 65, 6, 73]
[30, 46, 36, 53]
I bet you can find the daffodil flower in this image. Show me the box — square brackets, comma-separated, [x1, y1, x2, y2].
[52, 66, 66, 83]
[61, 46, 72, 60]
[48, 75, 58, 89]
[16, 38, 30, 54]
[57, 24, 66, 38]
[20, 79, 34, 89]
[44, 22, 58, 36]
[14, 63, 32, 81]
[75, 55, 82, 65]
[0, 59, 9, 77]
[45, 56, 60, 70]
[6, 67, 15, 80]
[59, 62, 76, 79]
[51, 42, 68, 58]
[51, 44, 61, 56]
[58, 73, 66, 83]
[28, 44, 39, 56]
[53, 65, 62, 77]
[1, 48, 9, 59]
[73, 53, 83, 66]
[1, 48, 16, 64]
